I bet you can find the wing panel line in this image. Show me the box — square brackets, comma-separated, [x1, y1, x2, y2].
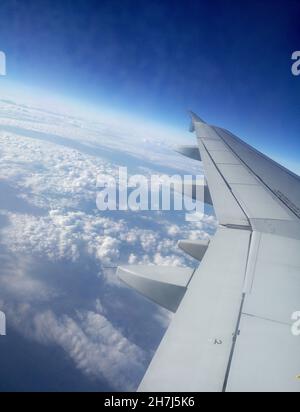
[197, 136, 251, 228]
[212, 127, 299, 221]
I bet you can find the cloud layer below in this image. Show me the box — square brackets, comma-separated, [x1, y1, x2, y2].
[0, 98, 217, 390]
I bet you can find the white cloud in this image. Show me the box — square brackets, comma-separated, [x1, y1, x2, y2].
[32, 309, 146, 390]
[0, 97, 216, 390]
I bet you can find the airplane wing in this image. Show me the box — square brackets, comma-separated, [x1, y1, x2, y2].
[117, 112, 300, 392]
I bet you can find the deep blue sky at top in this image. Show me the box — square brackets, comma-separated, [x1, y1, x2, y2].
[0, 0, 300, 165]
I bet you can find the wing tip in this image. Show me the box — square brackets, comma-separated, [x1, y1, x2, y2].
[188, 110, 206, 124]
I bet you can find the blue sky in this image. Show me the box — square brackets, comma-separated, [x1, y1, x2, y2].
[0, 0, 300, 170]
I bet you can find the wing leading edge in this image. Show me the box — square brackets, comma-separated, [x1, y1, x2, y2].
[118, 112, 300, 392]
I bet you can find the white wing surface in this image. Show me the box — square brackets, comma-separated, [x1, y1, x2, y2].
[118, 112, 300, 392]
